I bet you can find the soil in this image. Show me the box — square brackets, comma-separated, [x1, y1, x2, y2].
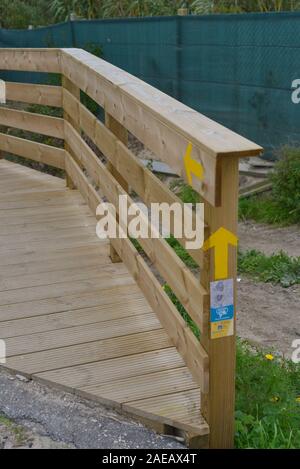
[239, 221, 300, 257]
[237, 221, 300, 356]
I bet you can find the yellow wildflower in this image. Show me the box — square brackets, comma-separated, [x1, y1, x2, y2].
[296, 397, 300, 403]
[265, 354, 274, 361]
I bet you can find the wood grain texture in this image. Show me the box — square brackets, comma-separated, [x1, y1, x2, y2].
[61, 48, 262, 205]
[64, 129, 208, 334]
[63, 88, 205, 267]
[0, 48, 61, 72]
[65, 155, 209, 392]
[0, 133, 65, 169]
[0, 108, 64, 139]
[0, 158, 209, 443]
[5, 82, 62, 107]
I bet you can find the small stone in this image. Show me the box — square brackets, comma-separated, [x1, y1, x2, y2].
[16, 374, 29, 383]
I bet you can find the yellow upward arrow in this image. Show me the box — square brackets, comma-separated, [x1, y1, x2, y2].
[184, 142, 204, 186]
[203, 227, 238, 280]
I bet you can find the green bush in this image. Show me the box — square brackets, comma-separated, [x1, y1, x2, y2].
[271, 147, 300, 223]
[239, 146, 300, 225]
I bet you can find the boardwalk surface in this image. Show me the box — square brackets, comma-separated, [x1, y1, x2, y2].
[0, 159, 209, 440]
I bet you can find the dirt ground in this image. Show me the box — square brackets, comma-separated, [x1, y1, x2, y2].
[237, 221, 300, 357]
[239, 221, 300, 257]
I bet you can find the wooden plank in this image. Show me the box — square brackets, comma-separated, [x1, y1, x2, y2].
[61, 49, 262, 205]
[0, 266, 133, 307]
[0, 297, 151, 338]
[64, 134, 208, 333]
[0, 48, 61, 73]
[105, 111, 128, 263]
[79, 368, 198, 409]
[0, 205, 92, 227]
[0, 247, 106, 277]
[0, 284, 143, 322]
[63, 89, 204, 267]
[0, 214, 95, 236]
[0, 180, 63, 195]
[200, 156, 239, 448]
[62, 76, 81, 189]
[0, 221, 94, 244]
[5, 329, 172, 375]
[65, 155, 209, 391]
[4, 313, 161, 357]
[0, 263, 124, 292]
[5, 82, 62, 107]
[0, 201, 88, 221]
[0, 108, 64, 139]
[124, 389, 209, 435]
[0, 133, 65, 169]
[36, 348, 183, 390]
[0, 189, 85, 209]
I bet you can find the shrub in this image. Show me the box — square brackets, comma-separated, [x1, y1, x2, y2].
[271, 147, 300, 223]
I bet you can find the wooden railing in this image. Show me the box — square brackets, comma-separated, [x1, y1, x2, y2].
[0, 48, 262, 448]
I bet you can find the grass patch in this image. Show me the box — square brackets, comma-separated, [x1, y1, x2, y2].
[0, 415, 27, 446]
[169, 179, 200, 204]
[239, 146, 300, 226]
[239, 195, 290, 225]
[166, 236, 198, 269]
[163, 284, 200, 339]
[238, 250, 300, 287]
[235, 341, 300, 449]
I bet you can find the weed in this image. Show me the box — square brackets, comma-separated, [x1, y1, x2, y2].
[238, 250, 300, 287]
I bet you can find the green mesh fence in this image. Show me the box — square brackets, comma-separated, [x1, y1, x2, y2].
[1, 12, 300, 158]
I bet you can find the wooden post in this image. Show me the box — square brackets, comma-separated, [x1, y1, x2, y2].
[200, 156, 239, 448]
[177, 2, 189, 15]
[62, 76, 81, 189]
[105, 112, 129, 263]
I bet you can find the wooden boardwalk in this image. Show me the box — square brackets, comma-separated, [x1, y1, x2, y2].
[0, 159, 209, 443]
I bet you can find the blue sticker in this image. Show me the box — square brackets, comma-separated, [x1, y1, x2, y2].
[210, 305, 234, 323]
[210, 279, 234, 323]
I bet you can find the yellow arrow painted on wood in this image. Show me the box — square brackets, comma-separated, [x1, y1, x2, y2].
[203, 227, 238, 280]
[183, 142, 204, 186]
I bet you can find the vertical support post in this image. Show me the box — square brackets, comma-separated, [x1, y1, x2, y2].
[105, 112, 129, 263]
[177, 2, 189, 15]
[62, 76, 81, 189]
[200, 156, 239, 448]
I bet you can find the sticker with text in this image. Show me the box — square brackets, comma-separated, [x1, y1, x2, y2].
[210, 278, 234, 339]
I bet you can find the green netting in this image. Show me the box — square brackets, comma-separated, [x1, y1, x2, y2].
[1, 12, 300, 158]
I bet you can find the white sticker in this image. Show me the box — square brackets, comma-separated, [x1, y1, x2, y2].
[210, 279, 234, 339]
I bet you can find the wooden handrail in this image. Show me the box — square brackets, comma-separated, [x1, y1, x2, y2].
[0, 47, 263, 448]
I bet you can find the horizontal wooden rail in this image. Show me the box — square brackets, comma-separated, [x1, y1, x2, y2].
[0, 47, 263, 447]
[63, 88, 205, 267]
[65, 122, 208, 334]
[5, 83, 62, 107]
[0, 108, 64, 139]
[0, 133, 65, 169]
[61, 48, 262, 206]
[65, 152, 209, 393]
[0, 49, 61, 73]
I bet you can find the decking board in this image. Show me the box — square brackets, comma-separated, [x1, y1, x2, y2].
[0, 159, 209, 443]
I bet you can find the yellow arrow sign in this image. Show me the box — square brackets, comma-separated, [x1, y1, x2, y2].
[203, 227, 238, 280]
[184, 142, 204, 186]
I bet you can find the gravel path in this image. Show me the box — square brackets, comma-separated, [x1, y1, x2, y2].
[0, 370, 184, 449]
